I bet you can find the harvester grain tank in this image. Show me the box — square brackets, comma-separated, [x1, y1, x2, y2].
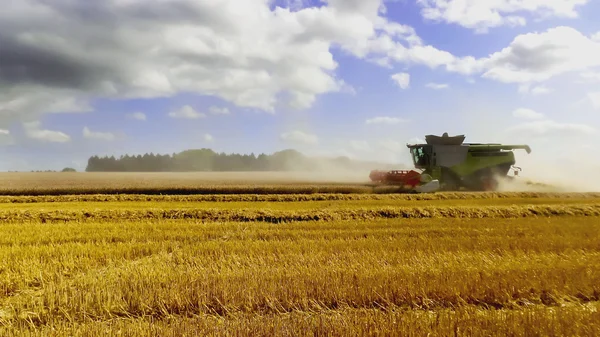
[369, 133, 531, 192]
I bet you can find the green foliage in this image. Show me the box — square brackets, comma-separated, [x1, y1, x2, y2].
[62, 167, 77, 172]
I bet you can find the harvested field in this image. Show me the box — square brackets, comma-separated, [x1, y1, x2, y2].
[1, 172, 598, 335]
[0, 172, 375, 195]
[0, 191, 599, 203]
[1, 216, 599, 335]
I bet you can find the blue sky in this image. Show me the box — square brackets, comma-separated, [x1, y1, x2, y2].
[0, 0, 599, 176]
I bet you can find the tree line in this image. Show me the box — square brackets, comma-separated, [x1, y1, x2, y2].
[85, 148, 390, 172]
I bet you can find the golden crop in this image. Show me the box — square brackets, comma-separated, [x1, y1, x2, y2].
[0, 172, 598, 335]
[0, 204, 599, 223]
[0, 191, 599, 203]
[1, 216, 599, 335]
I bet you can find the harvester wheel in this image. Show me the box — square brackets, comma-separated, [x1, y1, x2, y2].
[481, 176, 499, 191]
[440, 167, 461, 191]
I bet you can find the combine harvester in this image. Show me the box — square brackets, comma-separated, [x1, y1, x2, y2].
[369, 133, 531, 192]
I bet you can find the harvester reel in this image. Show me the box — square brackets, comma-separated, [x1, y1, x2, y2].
[511, 166, 522, 176]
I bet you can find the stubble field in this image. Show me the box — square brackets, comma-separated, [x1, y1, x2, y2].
[0, 172, 599, 336]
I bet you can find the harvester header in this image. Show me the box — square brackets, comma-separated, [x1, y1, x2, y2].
[369, 133, 531, 192]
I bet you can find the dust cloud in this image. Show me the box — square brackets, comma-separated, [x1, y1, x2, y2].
[497, 154, 600, 193]
[258, 156, 397, 184]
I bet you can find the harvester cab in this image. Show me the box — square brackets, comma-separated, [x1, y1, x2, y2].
[369, 133, 531, 192]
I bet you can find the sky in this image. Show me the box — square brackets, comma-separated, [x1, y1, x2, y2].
[0, 0, 599, 176]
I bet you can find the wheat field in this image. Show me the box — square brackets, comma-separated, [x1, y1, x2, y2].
[0, 172, 598, 336]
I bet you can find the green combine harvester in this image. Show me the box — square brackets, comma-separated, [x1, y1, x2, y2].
[369, 133, 531, 192]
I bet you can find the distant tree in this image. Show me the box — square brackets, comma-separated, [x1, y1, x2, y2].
[83, 147, 387, 173]
[62, 167, 77, 172]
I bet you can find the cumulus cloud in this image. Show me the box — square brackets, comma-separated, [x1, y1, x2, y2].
[366, 116, 408, 125]
[425, 82, 449, 89]
[477, 27, 600, 84]
[10, 0, 575, 129]
[2, 0, 597, 151]
[0, 0, 450, 126]
[127, 112, 147, 121]
[338, 26, 600, 88]
[391, 73, 410, 89]
[83, 127, 116, 141]
[417, 0, 589, 33]
[369, 26, 600, 88]
[507, 120, 595, 137]
[209, 106, 230, 115]
[23, 121, 70, 143]
[0, 87, 92, 129]
[204, 133, 214, 142]
[168, 105, 206, 119]
[280, 130, 318, 145]
[513, 108, 544, 120]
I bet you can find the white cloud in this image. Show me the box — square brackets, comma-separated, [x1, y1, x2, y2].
[204, 133, 214, 142]
[512, 108, 545, 120]
[507, 120, 595, 136]
[531, 85, 553, 95]
[168, 105, 206, 119]
[1, 0, 430, 120]
[592, 31, 600, 42]
[83, 127, 116, 141]
[0, 87, 93, 129]
[0, 0, 519, 125]
[127, 112, 147, 121]
[391, 73, 410, 89]
[366, 116, 408, 125]
[518, 84, 553, 95]
[23, 121, 70, 143]
[417, 0, 589, 33]
[363, 26, 600, 88]
[478, 26, 600, 84]
[588, 92, 600, 109]
[2, 0, 598, 156]
[425, 82, 449, 89]
[280, 130, 318, 145]
[209, 106, 230, 115]
[0, 129, 13, 145]
[331, 23, 591, 88]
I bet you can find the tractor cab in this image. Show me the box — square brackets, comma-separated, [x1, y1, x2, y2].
[408, 145, 432, 169]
